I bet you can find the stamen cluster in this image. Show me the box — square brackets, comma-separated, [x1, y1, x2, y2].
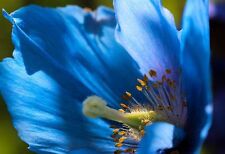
[111, 69, 187, 154]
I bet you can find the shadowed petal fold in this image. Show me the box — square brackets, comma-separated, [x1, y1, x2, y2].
[180, 0, 212, 153]
[2, 5, 141, 108]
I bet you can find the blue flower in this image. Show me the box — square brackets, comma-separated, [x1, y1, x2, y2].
[0, 0, 211, 154]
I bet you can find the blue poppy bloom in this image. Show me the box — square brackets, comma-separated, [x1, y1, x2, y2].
[0, 0, 212, 154]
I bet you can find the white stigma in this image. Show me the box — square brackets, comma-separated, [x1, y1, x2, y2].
[82, 96, 129, 123]
[82, 96, 108, 118]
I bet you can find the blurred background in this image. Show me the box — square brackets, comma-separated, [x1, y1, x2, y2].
[0, 0, 224, 154]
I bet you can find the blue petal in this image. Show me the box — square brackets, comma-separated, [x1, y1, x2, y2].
[70, 149, 103, 154]
[113, 0, 180, 76]
[2, 5, 141, 107]
[137, 122, 185, 154]
[180, 0, 212, 153]
[1, 5, 141, 153]
[0, 58, 114, 154]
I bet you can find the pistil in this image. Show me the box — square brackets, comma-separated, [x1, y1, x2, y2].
[82, 96, 160, 130]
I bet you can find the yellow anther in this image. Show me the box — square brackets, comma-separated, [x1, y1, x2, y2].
[120, 103, 128, 109]
[126, 91, 132, 97]
[113, 129, 120, 134]
[118, 109, 125, 113]
[136, 85, 143, 91]
[137, 79, 146, 86]
[118, 131, 126, 136]
[122, 92, 132, 100]
[149, 69, 157, 77]
[118, 137, 126, 143]
[115, 143, 123, 147]
[142, 119, 150, 125]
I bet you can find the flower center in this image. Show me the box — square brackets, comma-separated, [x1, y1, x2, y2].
[83, 95, 162, 131]
[82, 69, 187, 153]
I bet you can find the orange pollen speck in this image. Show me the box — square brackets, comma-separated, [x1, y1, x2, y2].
[115, 143, 123, 148]
[120, 103, 128, 109]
